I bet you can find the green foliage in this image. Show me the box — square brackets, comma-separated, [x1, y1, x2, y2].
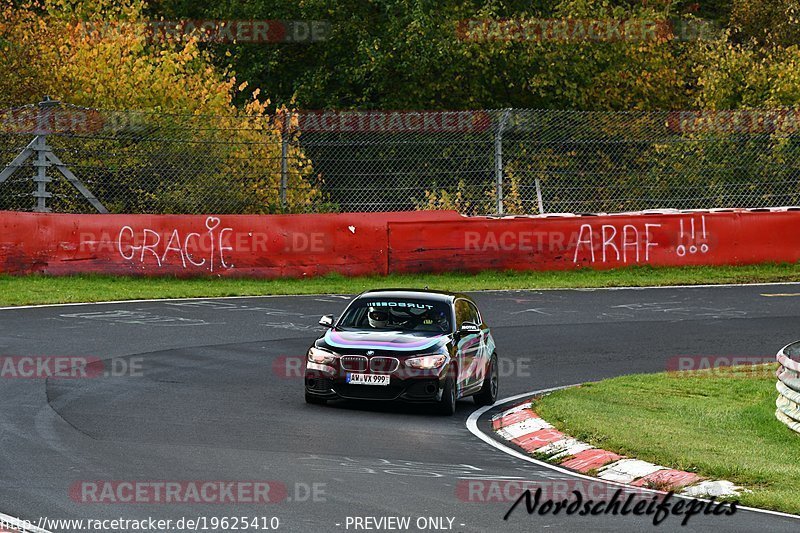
[8, 0, 800, 113]
[730, 0, 800, 47]
[147, 0, 723, 111]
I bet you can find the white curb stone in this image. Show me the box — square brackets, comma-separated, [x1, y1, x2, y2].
[492, 403, 533, 419]
[500, 417, 553, 439]
[535, 438, 593, 459]
[597, 459, 665, 483]
[681, 480, 742, 498]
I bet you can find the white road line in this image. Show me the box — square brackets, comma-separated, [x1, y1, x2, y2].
[0, 293, 345, 311]
[466, 389, 800, 521]
[1, 281, 800, 311]
[479, 281, 800, 292]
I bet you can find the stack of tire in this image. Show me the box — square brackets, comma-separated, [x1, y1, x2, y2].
[776, 341, 800, 434]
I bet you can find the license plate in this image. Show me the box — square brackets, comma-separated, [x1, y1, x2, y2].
[346, 373, 390, 386]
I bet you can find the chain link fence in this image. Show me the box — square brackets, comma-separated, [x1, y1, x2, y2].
[2, 101, 800, 215]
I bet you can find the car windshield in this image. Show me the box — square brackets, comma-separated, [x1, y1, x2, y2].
[338, 298, 452, 333]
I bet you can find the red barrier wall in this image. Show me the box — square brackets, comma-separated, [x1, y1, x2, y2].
[388, 210, 800, 273]
[0, 211, 461, 277]
[1, 209, 799, 277]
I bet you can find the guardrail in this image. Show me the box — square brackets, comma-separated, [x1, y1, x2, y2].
[776, 341, 800, 434]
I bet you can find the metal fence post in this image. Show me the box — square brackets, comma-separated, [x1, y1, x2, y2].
[494, 109, 512, 215]
[33, 133, 51, 212]
[32, 97, 58, 212]
[535, 177, 545, 215]
[280, 110, 291, 210]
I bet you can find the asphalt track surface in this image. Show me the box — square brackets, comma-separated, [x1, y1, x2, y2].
[1, 284, 800, 533]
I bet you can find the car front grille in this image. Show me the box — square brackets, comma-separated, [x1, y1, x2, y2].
[369, 356, 399, 373]
[340, 355, 368, 372]
[341, 355, 401, 373]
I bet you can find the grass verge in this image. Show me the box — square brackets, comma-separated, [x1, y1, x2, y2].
[0, 263, 799, 306]
[535, 365, 800, 515]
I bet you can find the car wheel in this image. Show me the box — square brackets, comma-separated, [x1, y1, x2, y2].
[474, 353, 498, 406]
[305, 392, 327, 405]
[436, 374, 457, 416]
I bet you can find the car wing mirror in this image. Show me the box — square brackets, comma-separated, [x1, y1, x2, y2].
[319, 314, 335, 327]
[459, 321, 480, 335]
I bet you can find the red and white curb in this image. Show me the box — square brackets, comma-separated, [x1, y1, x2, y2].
[492, 400, 743, 498]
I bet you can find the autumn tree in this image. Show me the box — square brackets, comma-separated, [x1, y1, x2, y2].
[0, 0, 319, 213]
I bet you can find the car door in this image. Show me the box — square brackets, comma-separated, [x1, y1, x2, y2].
[455, 299, 481, 393]
[466, 300, 490, 385]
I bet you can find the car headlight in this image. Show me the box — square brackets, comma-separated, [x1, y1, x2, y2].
[405, 354, 447, 369]
[308, 347, 337, 365]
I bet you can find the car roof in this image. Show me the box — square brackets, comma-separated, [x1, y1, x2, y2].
[357, 288, 469, 304]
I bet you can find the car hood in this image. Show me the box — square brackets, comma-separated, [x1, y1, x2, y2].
[321, 329, 449, 353]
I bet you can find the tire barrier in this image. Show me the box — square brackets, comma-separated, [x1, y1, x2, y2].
[776, 341, 800, 434]
[2, 207, 800, 277]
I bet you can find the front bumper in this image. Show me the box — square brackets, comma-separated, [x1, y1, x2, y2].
[304, 362, 448, 402]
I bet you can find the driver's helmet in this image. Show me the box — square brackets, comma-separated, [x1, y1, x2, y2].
[431, 309, 448, 327]
[425, 309, 448, 329]
[367, 306, 389, 328]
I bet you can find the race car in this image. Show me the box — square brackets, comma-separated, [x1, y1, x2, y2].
[304, 289, 499, 415]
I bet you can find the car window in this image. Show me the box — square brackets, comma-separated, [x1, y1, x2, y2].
[455, 299, 472, 327]
[338, 298, 452, 333]
[466, 301, 481, 325]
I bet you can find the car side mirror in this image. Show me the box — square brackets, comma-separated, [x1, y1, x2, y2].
[319, 315, 335, 327]
[459, 321, 480, 335]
